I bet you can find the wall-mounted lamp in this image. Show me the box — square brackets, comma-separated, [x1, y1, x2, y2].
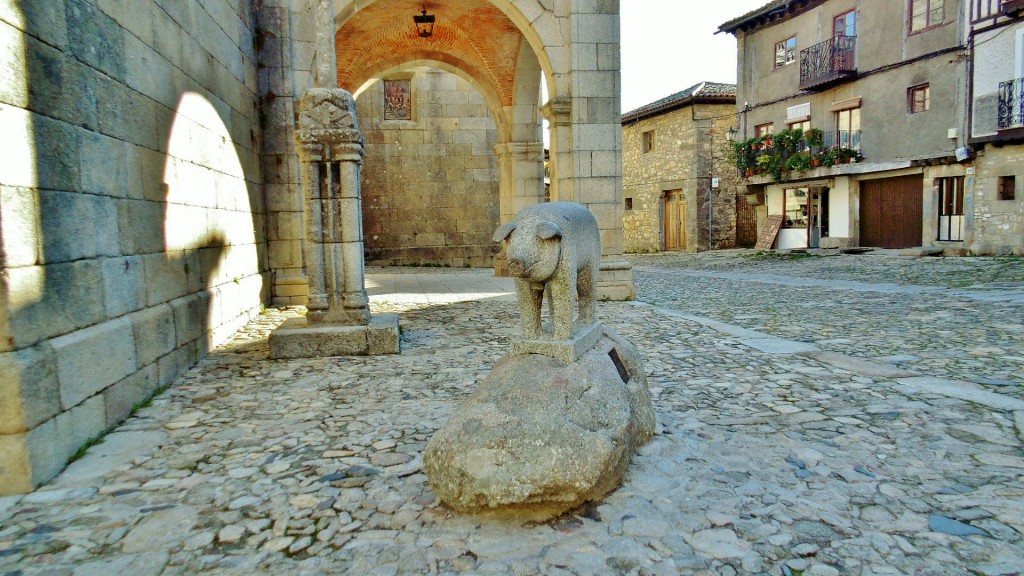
[725, 126, 739, 142]
[414, 6, 435, 38]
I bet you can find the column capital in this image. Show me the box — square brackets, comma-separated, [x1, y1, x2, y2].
[540, 98, 572, 126]
[295, 88, 364, 163]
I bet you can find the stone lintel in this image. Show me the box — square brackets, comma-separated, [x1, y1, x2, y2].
[269, 314, 399, 358]
[511, 322, 602, 365]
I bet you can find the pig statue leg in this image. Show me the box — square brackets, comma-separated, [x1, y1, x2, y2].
[515, 278, 544, 338]
[577, 263, 596, 326]
[550, 271, 578, 340]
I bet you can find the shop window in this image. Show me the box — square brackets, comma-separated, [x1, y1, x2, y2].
[910, 0, 944, 33]
[642, 130, 655, 153]
[937, 176, 964, 241]
[775, 36, 797, 68]
[999, 176, 1017, 200]
[909, 84, 930, 114]
[783, 188, 809, 228]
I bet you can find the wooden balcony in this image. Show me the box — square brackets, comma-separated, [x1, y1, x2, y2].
[799, 36, 857, 91]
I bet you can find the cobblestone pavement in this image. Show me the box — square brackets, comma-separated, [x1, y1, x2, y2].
[2, 255, 1023, 575]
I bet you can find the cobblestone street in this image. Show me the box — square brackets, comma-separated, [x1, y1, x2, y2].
[1, 252, 1022, 575]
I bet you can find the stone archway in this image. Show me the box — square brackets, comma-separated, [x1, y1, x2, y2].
[330, 0, 634, 298]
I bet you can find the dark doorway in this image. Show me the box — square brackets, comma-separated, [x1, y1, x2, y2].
[736, 195, 758, 247]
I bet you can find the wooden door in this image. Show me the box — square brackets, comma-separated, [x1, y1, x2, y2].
[859, 175, 923, 248]
[664, 190, 686, 251]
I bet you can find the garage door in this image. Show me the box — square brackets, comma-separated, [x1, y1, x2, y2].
[859, 175, 923, 248]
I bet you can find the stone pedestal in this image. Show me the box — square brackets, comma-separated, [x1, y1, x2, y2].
[269, 314, 399, 358]
[598, 259, 636, 301]
[511, 321, 602, 365]
[269, 88, 399, 357]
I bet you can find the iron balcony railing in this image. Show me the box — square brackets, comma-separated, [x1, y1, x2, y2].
[998, 77, 1024, 129]
[799, 35, 857, 91]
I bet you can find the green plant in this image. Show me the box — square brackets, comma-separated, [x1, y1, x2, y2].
[804, 128, 824, 149]
[784, 152, 812, 172]
[822, 147, 840, 167]
[756, 154, 783, 181]
[731, 137, 761, 174]
[837, 146, 859, 163]
[774, 128, 804, 153]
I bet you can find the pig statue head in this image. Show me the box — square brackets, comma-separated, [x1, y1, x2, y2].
[493, 220, 562, 282]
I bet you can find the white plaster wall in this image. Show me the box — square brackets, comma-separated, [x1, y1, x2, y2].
[829, 179, 851, 238]
[777, 228, 809, 249]
[973, 23, 1023, 137]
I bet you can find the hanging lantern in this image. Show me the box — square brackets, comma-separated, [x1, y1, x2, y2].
[413, 6, 435, 38]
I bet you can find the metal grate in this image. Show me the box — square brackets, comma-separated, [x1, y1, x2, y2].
[998, 78, 1024, 128]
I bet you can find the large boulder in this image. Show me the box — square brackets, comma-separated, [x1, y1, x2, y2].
[423, 327, 655, 518]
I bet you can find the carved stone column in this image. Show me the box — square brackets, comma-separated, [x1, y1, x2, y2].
[270, 89, 399, 357]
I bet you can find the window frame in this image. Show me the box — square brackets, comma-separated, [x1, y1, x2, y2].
[909, 0, 944, 34]
[908, 84, 930, 114]
[936, 176, 964, 242]
[835, 106, 861, 151]
[642, 130, 655, 154]
[782, 187, 810, 229]
[998, 175, 1017, 201]
[834, 9, 857, 38]
[754, 123, 775, 138]
[774, 36, 798, 69]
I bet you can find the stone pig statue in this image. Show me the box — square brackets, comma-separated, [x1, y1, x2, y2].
[492, 202, 601, 341]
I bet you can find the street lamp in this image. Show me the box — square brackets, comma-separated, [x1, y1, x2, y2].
[726, 125, 739, 142]
[413, 6, 435, 38]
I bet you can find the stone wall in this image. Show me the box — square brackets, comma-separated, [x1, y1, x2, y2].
[622, 102, 739, 253]
[257, 0, 330, 306]
[0, 0, 267, 493]
[357, 68, 500, 268]
[972, 146, 1024, 255]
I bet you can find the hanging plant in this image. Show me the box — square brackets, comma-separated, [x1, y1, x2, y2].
[804, 128, 824, 149]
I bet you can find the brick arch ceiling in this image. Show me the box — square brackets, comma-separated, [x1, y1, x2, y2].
[336, 0, 524, 107]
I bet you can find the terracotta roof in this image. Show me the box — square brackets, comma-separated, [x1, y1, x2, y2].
[621, 82, 736, 124]
[718, 0, 823, 35]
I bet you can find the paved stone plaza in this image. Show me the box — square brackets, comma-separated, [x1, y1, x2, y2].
[1, 252, 1022, 575]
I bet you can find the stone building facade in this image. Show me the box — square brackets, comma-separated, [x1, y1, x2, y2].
[357, 68, 501, 268]
[621, 83, 745, 253]
[720, 0, 972, 252]
[0, 0, 633, 493]
[966, 1, 1024, 255]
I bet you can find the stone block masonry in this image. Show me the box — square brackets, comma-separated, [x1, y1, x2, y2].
[358, 68, 501, 268]
[622, 100, 740, 253]
[0, 0, 268, 494]
[971, 146, 1024, 255]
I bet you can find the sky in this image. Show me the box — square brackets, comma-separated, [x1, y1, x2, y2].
[620, 0, 769, 113]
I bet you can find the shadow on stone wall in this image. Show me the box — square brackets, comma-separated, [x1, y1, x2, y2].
[0, 0, 267, 492]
